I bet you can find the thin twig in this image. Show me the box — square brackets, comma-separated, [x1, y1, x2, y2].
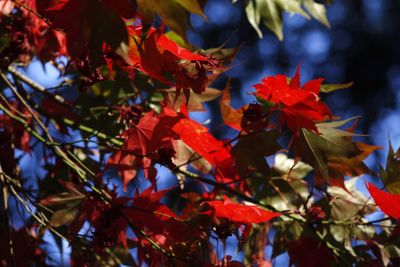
[12, 1, 52, 25]
[8, 65, 66, 104]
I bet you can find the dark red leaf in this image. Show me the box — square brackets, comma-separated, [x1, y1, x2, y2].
[288, 237, 334, 267]
[106, 151, 138, 191]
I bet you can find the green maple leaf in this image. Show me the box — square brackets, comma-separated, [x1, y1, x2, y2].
[232, 130, 281, 177]
[297, 118, 360, 177]
[380, 141, 400, 194]
[296, 118, 379, 185]
[137, 0, 206, 40]
[241, 0, 331, 40]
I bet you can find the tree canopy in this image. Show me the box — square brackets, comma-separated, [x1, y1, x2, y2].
[1, 0, 400, 266]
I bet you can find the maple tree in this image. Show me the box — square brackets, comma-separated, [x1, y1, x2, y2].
[1, 0, 400, 266]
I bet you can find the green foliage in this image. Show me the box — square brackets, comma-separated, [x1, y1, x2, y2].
[240, 0, 331, 40]
[380, 142, 400, 194]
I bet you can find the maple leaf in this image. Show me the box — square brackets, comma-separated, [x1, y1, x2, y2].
[160, 105, 235, 179]
[128, 186, 184, 235]
[126, 186, 204, 265]
[366, 182, 400, 219]
[253, 66, 332, 134]
[122, 110, 176, 156]
[231, 130, 281, 178]
[202, 195, 279, 240]
[166, 109, 230, 167]
[39, 181, 100, 236]
[40, 0, 136, 60]
[47, 186, 131, 249]
[202, 195, 280, 224]
[91, 197, 131, 249]
[172, 140, 212, 181]
[157, 34, 208, 61]
[243, 0, 329, 40]
[0, 0, 67, 63]
[295, 118, 380, 187]
[106, 151, 138, 191]
[39, 181, 129, 249]
[220, 80, 247, 131]
[161, 87, 222, 112]
[137, 0, 205, 39]
[128, 26, 220, 94]
[328, 178, 376, 221]
[380, 142, 400, 194]
[116, 106, 236, 187]
[220, 81, 268, 132]
[20, 0, 68, 61]
[118, 110, 178, 186]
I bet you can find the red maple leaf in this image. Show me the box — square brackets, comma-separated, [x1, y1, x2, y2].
[113, 105, 238, 189]
[162, 106, 231, 168]
[128, 186, 185, 237]
[253, 66, 332, 134]
[157, 34, 209, 61]
[50, 187, 131, 249]
[106, 151, 138, 191]
[160, 105, 238, 182]
[116, 110, 178, 187]
[366, 182, 400, 219]
[0, 0, 67, 63]
[122, 110, 176, 156]
[90, 197, 131, 249]
[126, 186, 203, 265]
[202, 195, 280, 225]
[127, 26, 219, 94]
[202, 195, 279, 240]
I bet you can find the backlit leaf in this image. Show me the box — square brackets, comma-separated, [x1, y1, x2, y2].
[161, 87, 222, 112]
[296, 118, 378, 186]
[137, 0, 205, 39]
[202, 195, 280, 224]
[320, 82, 354, 93]
[380, 142, 400, 194]
[232, 130, 281, 177]
[50, 202, 81, 227]
[302, 0, 331, 28]
[366, 182, 400, 219]
[328, 179, 376, 221]
[243, 0, 333, 40]
[220, 80, 246, 130]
